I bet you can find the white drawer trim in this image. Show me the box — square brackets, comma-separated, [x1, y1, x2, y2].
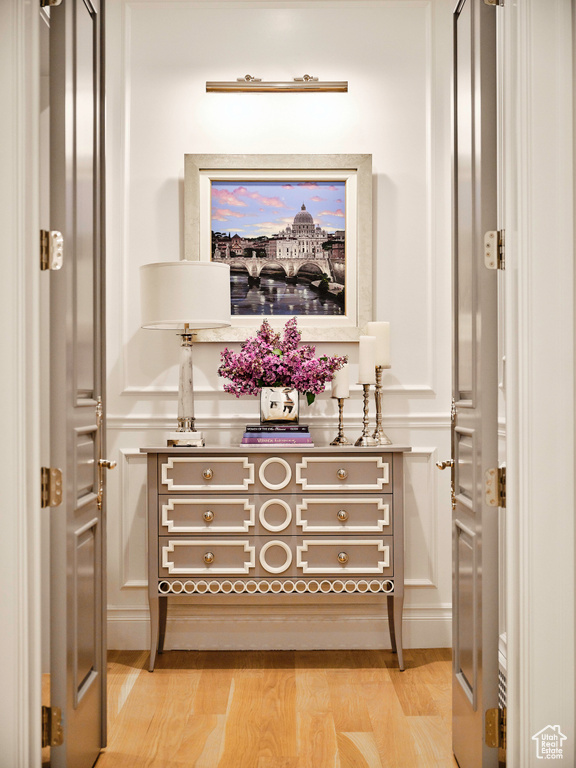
[161, 456, 255, 491]
[258, 457, 293, 490]
[161, 498, 256, 533]
[295, 456, 389, 490]
[296, 498, 390, 532]
[162, 539, 256, 575]
[296, 539, 390, 574]
[259, 499, 292, 532]
[259, 540, 293, 574]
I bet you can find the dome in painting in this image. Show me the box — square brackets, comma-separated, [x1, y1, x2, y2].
[293, 203, 314, 226]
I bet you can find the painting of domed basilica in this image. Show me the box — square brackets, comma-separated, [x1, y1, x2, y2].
[211, 180, 346, 317]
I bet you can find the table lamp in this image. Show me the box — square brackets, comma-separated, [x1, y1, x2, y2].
[140, 261, 231, 446]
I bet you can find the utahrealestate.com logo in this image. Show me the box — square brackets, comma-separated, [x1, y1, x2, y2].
[532, 725, 567, 760]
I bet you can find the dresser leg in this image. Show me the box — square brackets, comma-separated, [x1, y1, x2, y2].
[393, 594, 405, 671]
[386, 594, 397, 653]
[158, 596, 168, 654]
[149, 594, 159, 672]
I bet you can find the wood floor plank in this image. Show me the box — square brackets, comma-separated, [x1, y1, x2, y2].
[327, 669, 372, 732]
[338, 732, 383, 768]
[296, 712, 340, 768]
[258, 654, 297, 760]
[408, 716, 459, 767]
[174, 713, 226, 767]
[365, 680, 423, 768]
[295, 651, 332, 714]
[216, 668, 265, 768]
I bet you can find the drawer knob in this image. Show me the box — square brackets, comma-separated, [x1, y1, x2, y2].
[203, 551, 215, 564]
[337, 509, 349, 522]
[203, 510, 214, 523]
[336, 468, 348, 480]
[202, 468, 214, 481]
[337, 551, 349, 565]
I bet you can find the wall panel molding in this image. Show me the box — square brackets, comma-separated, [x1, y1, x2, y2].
[119, 448, 148, 588]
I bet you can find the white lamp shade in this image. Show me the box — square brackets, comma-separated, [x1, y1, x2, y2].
[140, 261, 231, 330]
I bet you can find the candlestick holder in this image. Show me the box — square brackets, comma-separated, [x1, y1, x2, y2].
[372, 365, 392, 445]
[355, 384, 378, 447]
[330, 397, 350, 445]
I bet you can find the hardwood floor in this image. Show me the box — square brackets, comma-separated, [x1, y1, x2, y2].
[96, 649, 458, 768]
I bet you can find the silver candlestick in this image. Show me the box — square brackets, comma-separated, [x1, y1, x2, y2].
[330, 398, 350, 445]
[372, 365, 392, 445]
[355, 384, 378, 447]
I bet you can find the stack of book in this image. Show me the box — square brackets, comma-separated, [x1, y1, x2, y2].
[241, 424, 313, 445]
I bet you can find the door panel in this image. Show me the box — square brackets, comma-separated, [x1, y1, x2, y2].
[453, 1, 499, 766]
[50, 0, 106, 766]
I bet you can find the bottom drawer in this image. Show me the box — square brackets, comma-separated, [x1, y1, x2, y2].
[158, 535, 393, 578]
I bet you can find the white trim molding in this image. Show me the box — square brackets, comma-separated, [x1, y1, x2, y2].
[504, 1, 575, 765]
[0, 1, 42, 766]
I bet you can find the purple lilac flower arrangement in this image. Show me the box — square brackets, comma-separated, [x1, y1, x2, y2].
[218, 318, 347, 405]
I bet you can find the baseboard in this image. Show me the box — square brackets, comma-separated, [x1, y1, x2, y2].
[107, 605, 452, 651]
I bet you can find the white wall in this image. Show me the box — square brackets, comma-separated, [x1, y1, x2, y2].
[105, 0, 455, 650]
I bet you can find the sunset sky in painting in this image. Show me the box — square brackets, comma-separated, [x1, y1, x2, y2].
[211, 180, 346, 238]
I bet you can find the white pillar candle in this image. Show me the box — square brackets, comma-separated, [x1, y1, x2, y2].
[358, 336, 377, 384]
[331, 364, 350, 399]
[366, 321, 391, 367]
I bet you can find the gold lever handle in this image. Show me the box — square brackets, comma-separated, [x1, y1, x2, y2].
[436, 460, 454, 470]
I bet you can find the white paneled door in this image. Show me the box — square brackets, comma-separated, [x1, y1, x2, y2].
[452, 0, 500, 766]
[49, 1, 107, 766]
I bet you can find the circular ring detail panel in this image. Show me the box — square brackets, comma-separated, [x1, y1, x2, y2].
[259, 457, 292, 491]
[259, 498, 292, 532]
[259, 540, 293, 574]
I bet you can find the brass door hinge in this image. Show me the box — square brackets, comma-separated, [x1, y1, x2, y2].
[484, 0, 504, 6]
[39, 0, 62, 7]
[42, 705, 64, 748]
[485, 466, 506, 508]
[40, 230, 64, 271]
[484, 230, 505, 270]
[41, 467, 63, 508]
[485, 706, 507, 749]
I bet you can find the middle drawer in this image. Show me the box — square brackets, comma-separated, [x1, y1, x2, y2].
[158, 494, 393, 535]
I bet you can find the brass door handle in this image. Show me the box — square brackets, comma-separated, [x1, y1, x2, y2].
[436, 460, 454, 470]
[99, 459, 117, 470]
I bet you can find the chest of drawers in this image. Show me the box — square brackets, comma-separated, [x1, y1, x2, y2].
[142, 445, 410, 671]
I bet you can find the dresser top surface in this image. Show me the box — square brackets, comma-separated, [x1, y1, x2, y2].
[141, 445, 411, 455]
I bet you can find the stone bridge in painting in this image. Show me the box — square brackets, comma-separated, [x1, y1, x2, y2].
[212, 254, 334, 281]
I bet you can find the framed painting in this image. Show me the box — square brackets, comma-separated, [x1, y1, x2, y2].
[184, 154, 372, 342]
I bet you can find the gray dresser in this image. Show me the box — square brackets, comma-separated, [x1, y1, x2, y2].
[142, 445, 411, 671]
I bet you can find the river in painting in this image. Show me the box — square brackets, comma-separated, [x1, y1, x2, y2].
[230, 274, 344, 316]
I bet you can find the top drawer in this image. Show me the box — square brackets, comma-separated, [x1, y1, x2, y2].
[295, 455, 391, 492]
[159, 453, 392, 494]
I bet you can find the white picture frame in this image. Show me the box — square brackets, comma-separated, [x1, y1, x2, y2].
[184, 154, 373, 342]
